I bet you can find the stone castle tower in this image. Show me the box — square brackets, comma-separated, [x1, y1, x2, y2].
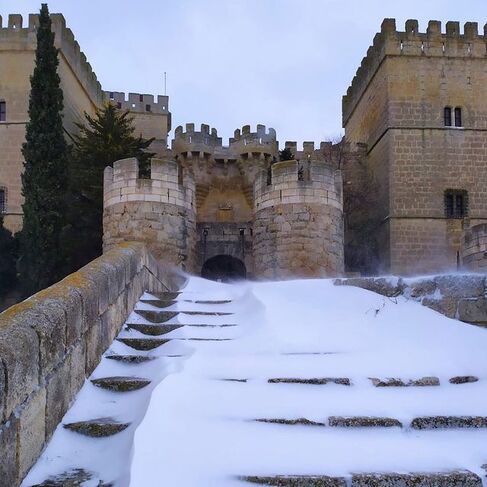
[343, 19, 487, 275]
[103, 124, 345, 279]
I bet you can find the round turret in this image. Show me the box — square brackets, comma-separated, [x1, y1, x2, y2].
[253, 160, 344, 278]
[229, 124, 278, 160]
[172, 123, 223, 159]
[103, 157, 197, 270]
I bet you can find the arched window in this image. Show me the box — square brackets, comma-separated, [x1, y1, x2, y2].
[0, 101, 6, 122]
[444, 107, 452, 126]
[454, 107, 462, 127]
[0, 187, 7, 213]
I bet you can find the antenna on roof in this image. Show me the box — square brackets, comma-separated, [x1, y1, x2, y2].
[164, 72, 167, 95]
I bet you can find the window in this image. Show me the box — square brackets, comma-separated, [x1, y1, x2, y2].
[145, 104, 151, 112]
[0, 101, 6, 122]
[445, 189, 468, 218]
[117, 102, 122, 109]
[139, 94, 144, 102]
[109, 92, 114, 99]
[444, 107, 452, 126]
[0, 188, 6, 213]
[454, 107, 462, 127]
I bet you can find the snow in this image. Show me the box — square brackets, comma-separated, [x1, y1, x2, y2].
[22, 276, 487, 486]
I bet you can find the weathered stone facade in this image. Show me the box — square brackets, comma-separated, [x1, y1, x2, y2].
[105, 124, 345, 278]
[343, 19, 487, 275]
[0, 14, 170, 234]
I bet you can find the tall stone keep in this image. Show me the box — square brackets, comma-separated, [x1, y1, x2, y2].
[343, 19, 487, 275]
[103, 158, 196, 270]
[254, 159, 344, 278]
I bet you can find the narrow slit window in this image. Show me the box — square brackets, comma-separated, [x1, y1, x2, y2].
[0, 188, 6, 213]
[454, 107, 462, 127]
[145, 104, 151, 112]
[139, 94, 144, 102]
[444, 107, 452, 126]
[445, 189, 468, 218]
[0, 101, 6, 122]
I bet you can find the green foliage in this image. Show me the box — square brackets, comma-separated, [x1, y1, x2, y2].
[19, 4, 69, 296]
[278, 147, 294, 162]
[63, 103, 154, 273]
[0, 217, 17, 296]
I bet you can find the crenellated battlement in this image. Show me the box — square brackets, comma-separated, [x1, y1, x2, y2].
[105, 91, 169, 114]
[172, 123, 223, 156]
[103, 157, 194, 211]
[0, 13, 103, 105]
[343, 18, 487, 124]
[254, 160, 342, 212]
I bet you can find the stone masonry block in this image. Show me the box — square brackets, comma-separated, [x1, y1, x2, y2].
[0, 324, 39, 419]
[69, 339, 87, 399]
[434, 275, 485, 299]
[45, 358, 72, 441]
[85, 319, 104, 376]
[458, 298, 487, 325]
[17, 388, 46, 481]
[0, 415, 19, 486]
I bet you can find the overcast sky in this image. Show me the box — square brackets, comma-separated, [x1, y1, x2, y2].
[2, 0, 487, 145]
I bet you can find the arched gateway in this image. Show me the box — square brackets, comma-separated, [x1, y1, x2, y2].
[201, 255, 247, 282]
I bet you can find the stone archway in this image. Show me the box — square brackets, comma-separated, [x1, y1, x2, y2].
[201, 255, 247, 282]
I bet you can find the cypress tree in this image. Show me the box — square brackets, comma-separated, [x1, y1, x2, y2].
[20, 3, 68, 295]
[0, 217, 17, 297]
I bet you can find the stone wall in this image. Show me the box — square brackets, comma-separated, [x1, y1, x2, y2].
[254, 160, 344, 279]
[463, 224, 487, 271]
[0, 242, 180, 485]
[335, 274, 487, 326]
[103, 158, 197, 272]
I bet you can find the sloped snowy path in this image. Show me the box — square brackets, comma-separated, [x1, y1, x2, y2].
[22, 276, 487, 486]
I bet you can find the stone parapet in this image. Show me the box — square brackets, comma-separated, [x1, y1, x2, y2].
[0, 242, 180, 485]
[105, 91, 169, 115]
[463, 224, 487, 271]
[104, 157, 194, 212]
[254, 160, 342, 212]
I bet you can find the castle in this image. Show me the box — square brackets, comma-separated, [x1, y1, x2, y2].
[1, 13, 487, 278]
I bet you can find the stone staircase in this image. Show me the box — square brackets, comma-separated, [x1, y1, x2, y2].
[22, 283, 487, 486]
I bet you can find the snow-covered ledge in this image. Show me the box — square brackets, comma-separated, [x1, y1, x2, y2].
[0, 242, 182, 486]
[335, 274, 487, 326]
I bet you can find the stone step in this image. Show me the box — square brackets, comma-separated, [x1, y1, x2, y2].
[134, 309, 233, 323]
[255, 418, 327, 427]
[30, 468, 112, 487]
[411, 416, 487, 429]
[141, 298, 232, 308]
[134, 310, 179, 323]
[91, 376, 151, 392]
[329, 416, 402, 428]
[148, 291, 181, 300]
[105, 354, 155, 364]
[117, 338, 170, 350]
[449, 376, 479, 384]
[268, 377, 351, 386]
[126, 323, 184, 336]
[370, 377, 439, 387]
[241, 471, 482, 486]
[63, 418, 130, 437]
[125, 323, 237, 336]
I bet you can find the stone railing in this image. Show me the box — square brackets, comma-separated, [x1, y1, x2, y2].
[335, 274, 487, 326]
[0, 242, 183, 485]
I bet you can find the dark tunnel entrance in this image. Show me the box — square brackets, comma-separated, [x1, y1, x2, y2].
[201, 255, 247, 282]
